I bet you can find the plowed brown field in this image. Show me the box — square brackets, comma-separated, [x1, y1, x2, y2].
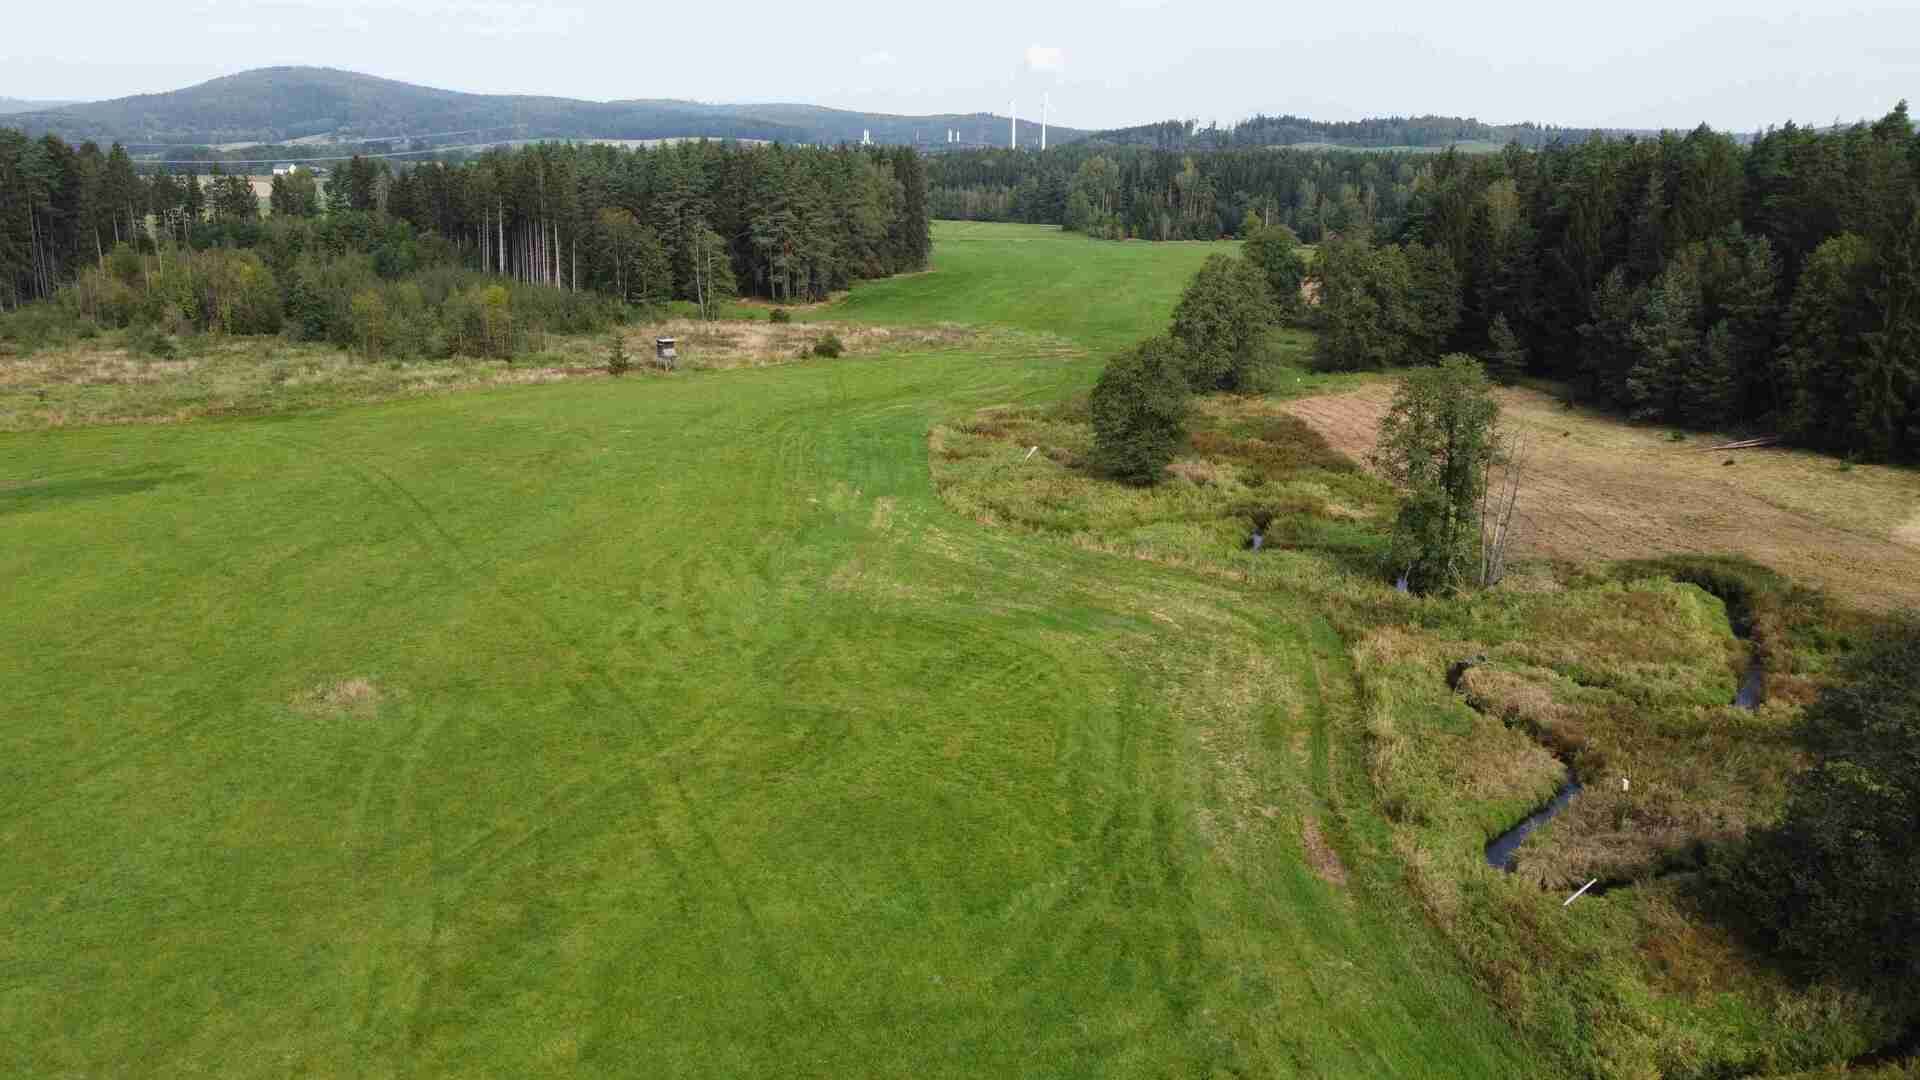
[1283, 383, 1920, 611]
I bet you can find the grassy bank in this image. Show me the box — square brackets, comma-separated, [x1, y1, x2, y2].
[925, 327, 1915, 1075]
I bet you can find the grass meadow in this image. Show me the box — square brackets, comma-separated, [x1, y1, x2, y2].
[1, 223, 1532, 1077]
[7, 220, 1914, 1078]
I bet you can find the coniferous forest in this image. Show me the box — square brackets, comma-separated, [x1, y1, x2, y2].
[0, 133, 932, 353]
[933, 106, 1920, 460]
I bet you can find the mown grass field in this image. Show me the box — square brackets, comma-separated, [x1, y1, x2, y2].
[1, 222, 1532, 1076]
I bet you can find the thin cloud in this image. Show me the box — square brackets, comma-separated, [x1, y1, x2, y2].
[1025, 45, 1066, 74]
[861, 50, 899, 67]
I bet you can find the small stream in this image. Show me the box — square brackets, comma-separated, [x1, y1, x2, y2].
[1478, 634, 1765, 872]
[1484, 777, 1584, 871]
[1734, 654, 1766, 709]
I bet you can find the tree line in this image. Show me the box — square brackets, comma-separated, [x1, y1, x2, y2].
[1305, 105, 1920, 461]
[0, 131, 932, 316]
[1084, 115, 1612, 151]
[928, 144, 1431, 242]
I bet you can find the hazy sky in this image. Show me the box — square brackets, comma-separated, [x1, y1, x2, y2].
[6, 0, 1917, 131]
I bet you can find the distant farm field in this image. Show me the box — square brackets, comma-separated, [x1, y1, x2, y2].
[0, 222, 1529, 1077]
[1283, 382, 1920, 611]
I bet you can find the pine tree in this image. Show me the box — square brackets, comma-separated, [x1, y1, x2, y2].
[606, 332, 631, 375]
[1486, 313, 1527, 384]
[1625, 263, 1703, 421]
[1682, 320, 1740, 427]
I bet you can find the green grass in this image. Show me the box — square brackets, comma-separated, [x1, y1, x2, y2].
[823, 220, 1235, 354]
[1, 221, 1531, 1076]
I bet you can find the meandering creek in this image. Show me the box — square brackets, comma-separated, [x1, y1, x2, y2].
[1478, 632, 1765, 873]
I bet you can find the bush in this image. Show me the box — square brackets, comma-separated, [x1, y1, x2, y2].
[128, 324, 176, 359]
[607, 333, 631, 376]
[769, 308, 792, 324]
[1090, 335, 1190, 484]
[812, 333, 845, 358]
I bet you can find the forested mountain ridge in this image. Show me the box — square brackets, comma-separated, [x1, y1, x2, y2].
[1088, 115, 1644, 151]
[6, 68, 808, 146]
[2, 67, 1081, 150]
[0, 97, 85, 116]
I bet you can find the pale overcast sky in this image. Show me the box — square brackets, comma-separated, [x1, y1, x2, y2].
[6, 0, 1917, 131]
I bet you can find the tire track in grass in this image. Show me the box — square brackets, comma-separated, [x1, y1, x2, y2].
[260, 412, 862, 1064]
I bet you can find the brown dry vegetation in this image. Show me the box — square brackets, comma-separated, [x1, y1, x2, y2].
[293, 676, 382, 717]
[616, 318, 976, 371]
[1283, 383, 1920, 611]
[0, 319, 982, 430]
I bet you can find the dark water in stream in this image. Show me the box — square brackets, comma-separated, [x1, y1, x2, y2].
[1734, 654, 1766, 709]
[1480, 642, 1763, 871]
[1484, 778, 1584, 870]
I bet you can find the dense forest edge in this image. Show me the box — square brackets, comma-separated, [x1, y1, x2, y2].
[0, 133, 932, 359]
[931, 103, 1920, 461]
[1084, 113, 1624, 151]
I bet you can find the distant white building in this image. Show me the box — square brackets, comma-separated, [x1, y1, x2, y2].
[860, 129, 872, 146]
[272, 164, 300, 176]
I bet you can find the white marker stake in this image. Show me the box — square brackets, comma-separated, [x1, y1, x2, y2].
[1563, 878, 1600, 907]
[1023, 445, 1039, 462]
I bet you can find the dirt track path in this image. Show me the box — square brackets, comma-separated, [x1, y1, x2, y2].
[1283, 384, 1920, 612]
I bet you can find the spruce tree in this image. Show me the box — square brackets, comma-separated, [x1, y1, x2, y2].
[1486, 313, 1527, 385]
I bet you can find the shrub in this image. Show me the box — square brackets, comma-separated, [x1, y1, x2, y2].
[128, 324, 176, 359]
[812, 333, 845, 358]
[1090, 335, 1190, 484]
[769, 308, 792, 324]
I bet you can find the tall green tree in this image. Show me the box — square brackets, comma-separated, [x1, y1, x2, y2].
[1485, 313, 1527, 385]
[1169, 253, 1276, 390]
[1625, 261, 1704, 421]
[1090, 335, 1190, 484]
[1241, 221, 1309, 317]
[1371, 355, 1502, 593]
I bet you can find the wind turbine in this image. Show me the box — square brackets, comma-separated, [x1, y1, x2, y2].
[1042, 93, 1049, 151]
[1009, 100, 1017, 149]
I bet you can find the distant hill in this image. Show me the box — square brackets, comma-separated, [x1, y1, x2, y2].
[0, 67, 1085, 151]
[614, 100, 1084, 149]
[1087, 115, 1621, 151]
[0, 96, 83, 115]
